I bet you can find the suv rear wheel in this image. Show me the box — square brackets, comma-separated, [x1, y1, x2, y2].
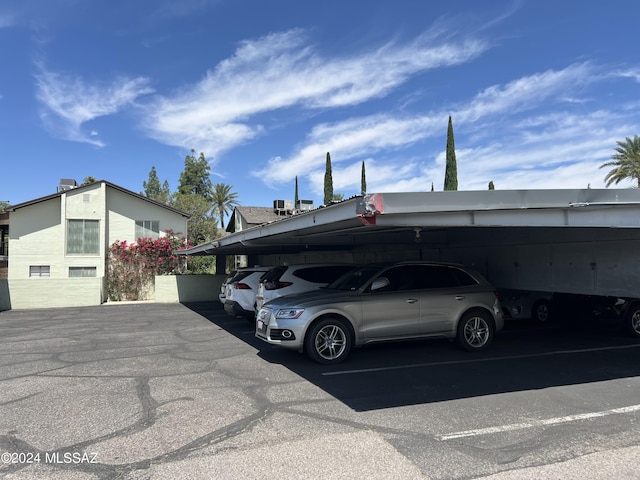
[305, 317, 352, 364]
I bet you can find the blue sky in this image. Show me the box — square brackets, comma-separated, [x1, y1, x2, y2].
[1, 0, 639, 211]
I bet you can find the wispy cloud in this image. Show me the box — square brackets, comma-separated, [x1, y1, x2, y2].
[254, 63, 639, 196]
[143, 26, 489, 158]
[0, 13, 15, 28]
[34, 65, 153, 146]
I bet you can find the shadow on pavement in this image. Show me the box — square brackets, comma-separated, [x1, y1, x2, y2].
[184, 301, 640, 412]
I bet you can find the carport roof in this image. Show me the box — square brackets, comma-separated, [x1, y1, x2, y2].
[178, 189, 640, 256]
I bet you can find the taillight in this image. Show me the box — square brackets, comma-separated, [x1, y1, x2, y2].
[264, 281, 293, 291]
[233, 282, 252, 290]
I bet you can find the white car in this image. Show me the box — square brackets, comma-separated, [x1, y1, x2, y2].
[218, 270, 237, 304]
[255, 264, 357, 311]
[224, 266, 271, 318]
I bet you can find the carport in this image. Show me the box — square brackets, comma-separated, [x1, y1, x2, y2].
[181, 189, 640, 299]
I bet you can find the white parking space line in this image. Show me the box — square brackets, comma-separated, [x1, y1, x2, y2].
[321, 344, 640, 376]
[437, 404, 640, 441]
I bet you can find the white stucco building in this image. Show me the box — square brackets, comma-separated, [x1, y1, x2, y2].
[5, 180, 189, 309]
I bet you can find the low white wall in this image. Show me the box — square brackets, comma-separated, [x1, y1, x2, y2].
[8, 277, 106, 309]
[155, 275, 224, 303]
[2, 275, 223, 310]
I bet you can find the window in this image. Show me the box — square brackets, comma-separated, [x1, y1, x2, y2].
[135, 220, 160, 240]
[69, 267, 97, 278]
[29, 266, 50, 277]
[293, 266, 354, 283]
[67, 219, 99, 254]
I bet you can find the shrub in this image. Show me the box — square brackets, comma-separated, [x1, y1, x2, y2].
[107, 230, 190, 301]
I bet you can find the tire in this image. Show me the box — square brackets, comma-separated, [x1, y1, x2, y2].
[455, 310, 494, 351]
[532, 300, 551, 323]
[305, 317, 352, 364]
[626, 303, 640, 338]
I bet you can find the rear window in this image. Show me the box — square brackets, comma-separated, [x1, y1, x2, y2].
[293, 265, 355, 283]
[232, 269, 268, 283]
[260, 266, 287, 283]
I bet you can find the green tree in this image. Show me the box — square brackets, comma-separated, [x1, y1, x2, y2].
[444, 116, 458, 191]
[178, 150, 214, 200]
[172, 193, 218, 245]
[0, 201, 10, 212]
[324, 152, 333, 205]
[81, 176, 97, 186]
[212, 183, 240, 229]
[488, 180, 495, 190]
[332, 193, 344, 202]
[600, 135, 640, 188]
[294, 176, 299, 207]
[361, 161, 366, 194]
[143, 167, 171, 203]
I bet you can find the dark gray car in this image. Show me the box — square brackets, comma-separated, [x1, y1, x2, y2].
[256, 261, 504, 364]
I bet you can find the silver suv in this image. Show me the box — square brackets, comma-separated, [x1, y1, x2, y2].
[256, 262, 504, 364]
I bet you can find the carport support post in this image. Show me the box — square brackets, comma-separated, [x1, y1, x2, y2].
[216, 254, 227, 275]
[247, 254, 260, 268]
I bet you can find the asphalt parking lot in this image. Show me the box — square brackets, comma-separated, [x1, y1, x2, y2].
[1, 301, 639, 479]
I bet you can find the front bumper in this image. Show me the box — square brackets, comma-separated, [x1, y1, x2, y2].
[255, 308, 305, 350]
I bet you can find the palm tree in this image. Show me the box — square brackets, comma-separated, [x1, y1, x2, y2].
[212, 183, 240, 228]
[600, 135, 640, 188]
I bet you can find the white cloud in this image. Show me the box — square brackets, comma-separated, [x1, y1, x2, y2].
[34, 65, 154, 146]
[0, 13, 15, 28]
[255, 63, 640, 197]
[143, 26, 489, 158]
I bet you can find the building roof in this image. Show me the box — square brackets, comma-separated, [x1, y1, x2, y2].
[226, 206, 292, 233]
[7, 180, 190, 218]
[179, 189, 640, 256]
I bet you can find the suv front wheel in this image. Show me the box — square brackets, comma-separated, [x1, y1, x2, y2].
[305, 317, 352, 364]
[455, 311, 494, 351]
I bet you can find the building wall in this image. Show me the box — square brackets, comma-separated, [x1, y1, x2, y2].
[106, 188, 188, 244]
[63, 182, 106, 277]
[8, 197, 64, 280]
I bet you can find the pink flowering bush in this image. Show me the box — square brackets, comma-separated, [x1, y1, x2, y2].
[107, 230, 191, 301]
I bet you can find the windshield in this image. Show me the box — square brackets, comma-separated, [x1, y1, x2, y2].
[327, 266, 381, 291]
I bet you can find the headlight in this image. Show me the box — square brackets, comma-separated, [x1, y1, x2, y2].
[257, 308, 272, 323]
[275, 308, 305, 319]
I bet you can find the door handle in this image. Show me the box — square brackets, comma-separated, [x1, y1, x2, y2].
[455, 295, 465, 301]
[406, 298, 418, 304]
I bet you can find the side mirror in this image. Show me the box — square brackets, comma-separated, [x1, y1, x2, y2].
[370, 277, 390, 291]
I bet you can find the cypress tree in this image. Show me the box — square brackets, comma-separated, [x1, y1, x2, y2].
[294, 176, 299, 207]
[324, 152, 333, 205]
[444, 116, 458, 191]
[361, 161, 367, 194]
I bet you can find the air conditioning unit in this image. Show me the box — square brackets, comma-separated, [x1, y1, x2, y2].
[295, 199, 314, 211]
[58, 178, 78, 192]
[273, 200, 293, 214]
